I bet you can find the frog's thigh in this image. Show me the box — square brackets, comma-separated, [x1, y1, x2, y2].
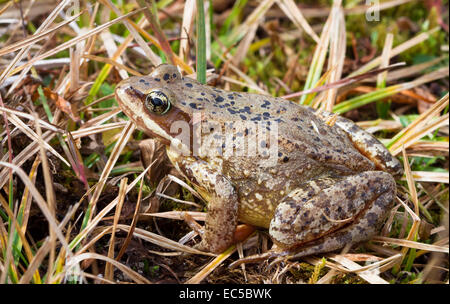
[269, 171, 396, 252]
[181, 159, 238, 254]
[320, 111, 403, 177]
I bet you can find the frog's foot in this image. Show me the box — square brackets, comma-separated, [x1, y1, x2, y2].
[319, 111, 403, 177]
[192, 224, 256, 255]
[269, 171, 396, 257]
[228, 246, 291, 269]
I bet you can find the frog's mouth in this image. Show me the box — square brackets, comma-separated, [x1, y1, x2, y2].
[116, 82, 193, 156]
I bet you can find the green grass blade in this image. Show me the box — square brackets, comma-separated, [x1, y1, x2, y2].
[196, 0, 207, 84]
[333, 85, 402, 114]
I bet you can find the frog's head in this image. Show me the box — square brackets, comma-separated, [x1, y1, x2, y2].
[115, 64, 193, 152]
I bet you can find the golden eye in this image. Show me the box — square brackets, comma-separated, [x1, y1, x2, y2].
[145, 90, 171, 115]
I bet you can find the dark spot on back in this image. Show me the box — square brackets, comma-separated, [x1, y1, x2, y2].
[261, 100, 271, 108]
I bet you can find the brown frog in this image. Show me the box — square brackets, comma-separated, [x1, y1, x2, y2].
[115, 64, 403, 258]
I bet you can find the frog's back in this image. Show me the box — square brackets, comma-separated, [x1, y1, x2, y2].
[173, 77, 376, 174]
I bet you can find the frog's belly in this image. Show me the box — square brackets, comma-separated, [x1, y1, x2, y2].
[237, 195, 279, 229]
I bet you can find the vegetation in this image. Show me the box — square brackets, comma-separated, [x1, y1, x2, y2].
[0, 0, 448, 284]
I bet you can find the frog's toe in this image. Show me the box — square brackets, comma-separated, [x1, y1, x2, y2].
[228, 250, 287, 269]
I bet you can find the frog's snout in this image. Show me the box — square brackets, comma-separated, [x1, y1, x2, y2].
[115, 78, 146, 106]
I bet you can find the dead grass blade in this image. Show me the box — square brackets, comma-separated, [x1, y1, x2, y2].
[231, 22, 258, 66]
[34, 112, 58, 283]
[277, 0, 320, 43]
[388, 93, 449, 155]
[66, 252, 151, 284]
[186, 246, 237, 284]
[404, 171, 449, 184]
[116, 176, 145, 261]
[0, 162, 72, 257]
[330, 253, 404, 283]
[117, 225, 214, 256]
[372, 236, 449, 253]
[166, 174, 203, 201]
[227, 0, 276, 45]
[377, 33, 394, 88]
[349, 27, 440, 77]
[403, 147, 420, 216]
[101, 0, 161, 66]
[18, 157, 40, 234]
[357, 118, 402, 133]
[79, 108, 121, 129]
[0, 130, 57, 189]
[8, 8, 146, 78]
[0, 1, 13, 17]
[0, 0, 74, 86]
[0, 106, 63, 132]
[225, 62, 269, 95]
[105, 178, 127, 281]
[68, 164, 151, 250]
[82, 54, 143, 77]
[143, 211, 206, 221]
[0, 11, 83, 57]
[85, 121, 135, 224]
[6, 113, 69, 166]
[364, 56, 446, 84]
[322, 1, 345, 111]
[69, 122, 127, 140]
[179, 0, 196, 61]
[135, 0, 176, 65]
[329, 255, 389, 284]
[156, 192, 202, 208]
[298, 8, 332, 105]
[282, 63, 405, 99]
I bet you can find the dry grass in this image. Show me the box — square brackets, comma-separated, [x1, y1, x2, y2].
[0, 0, 448, 284]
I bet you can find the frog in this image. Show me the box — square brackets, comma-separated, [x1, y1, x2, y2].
[115, 63, 403, 258]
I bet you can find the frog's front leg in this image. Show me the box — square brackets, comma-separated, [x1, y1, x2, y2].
[175, 157, 238, 254]
[270, 171, 396, 256]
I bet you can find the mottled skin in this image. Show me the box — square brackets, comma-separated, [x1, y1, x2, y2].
[115, 64, 403, 256]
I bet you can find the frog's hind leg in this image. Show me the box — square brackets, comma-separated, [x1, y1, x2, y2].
[269, 171, 396, 258]
[319, 111, 403, 177]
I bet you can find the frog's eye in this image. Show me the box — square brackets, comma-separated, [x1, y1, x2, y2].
[145, 90, 171, 115]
